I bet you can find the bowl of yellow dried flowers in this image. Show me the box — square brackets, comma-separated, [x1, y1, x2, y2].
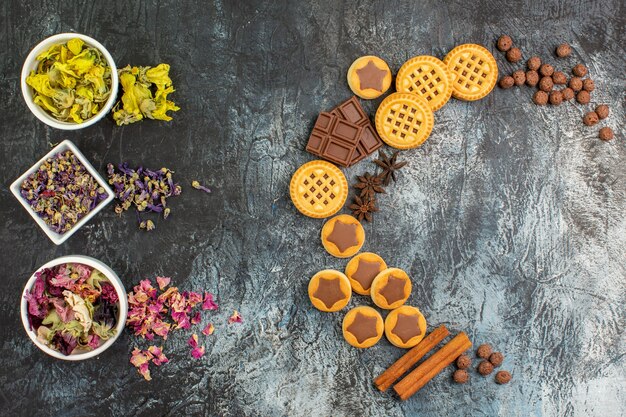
[20, 33, 119, 130]
[20, 255, 128, 360]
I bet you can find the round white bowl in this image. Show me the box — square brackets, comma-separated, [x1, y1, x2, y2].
[20, 255, 128, 361]
[20, 33, 119, 130]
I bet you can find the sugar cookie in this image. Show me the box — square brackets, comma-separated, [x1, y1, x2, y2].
[374, 93, 434, 149]
[384, 305, 427, 348]
[342, 306, 384, 348]
[308, 269, 351, 312]
[321, 214, 365, 258]
[443, 44, 498, 101]
[370, 268, 411, 309]
[344, 252, 387, 295]
[396, 55, 452, 111]
[347, 56, 392, 99]
[290, 160, 348, 218]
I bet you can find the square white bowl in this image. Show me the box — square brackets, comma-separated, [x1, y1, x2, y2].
[10, 140, 114, 245]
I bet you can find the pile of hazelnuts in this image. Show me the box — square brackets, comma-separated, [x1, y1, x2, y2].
[495, 35, 614, 141]
[452, 343, 512, 385]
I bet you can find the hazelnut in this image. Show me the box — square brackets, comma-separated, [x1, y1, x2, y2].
[599, 127, 614, 141]
[556, 43, 572, 58]
[561, 87, 575, 101]
[453, 369, 469, 384]
[577, 90, 591, 104]
[569, 76, 583, 91]
[512, 70, 526, 86]
[527, 56, 541, 71]
[497, 35, 513, 52]
[478, 360, 494, 376]
[539, 76, 554, 92]
[456, 354, 472, 370]
[495, 370, 512, 384]
[595, 104, 609, 119]
[489, 352, 504, 367]
[499, 76, 515, 89]
[552, 71, 567, 85]
[526, 70, 539, 87]
[572, 64, 588, 77]
[477, 344, 493, 359]
[549, 90, 563, 105]
[506, 47, 522, 63]
[539, 63, 554, 77]
[582, 78, 595, 92]
[583, 111, 599, 126]
[533, 90, 549, 105]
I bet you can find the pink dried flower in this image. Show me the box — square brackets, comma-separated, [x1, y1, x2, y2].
[186, 291, 203, 307]
[100, 282, 119, 304]
[228, 310, 242, 324]
[191, 311, 201, 325]
[156, 276, 171, 290]
[148, 346, 169, 366]
[201, 323, 215, 336]
[202, 292, 218, 311]
[130, 347, 153, 381]
[188, 333, 206, 359]
[87, 334, 100, 350]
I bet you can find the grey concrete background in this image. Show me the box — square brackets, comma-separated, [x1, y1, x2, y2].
[0, 1, 624, 416]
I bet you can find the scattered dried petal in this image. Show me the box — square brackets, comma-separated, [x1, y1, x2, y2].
[156, 276, 171, 290]
[202, 323, 215, 336]
[228, 310, 243, 324]
[202, 292, 218, 311]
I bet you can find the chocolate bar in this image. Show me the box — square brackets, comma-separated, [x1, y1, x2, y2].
[331, 96, 383, 165]
[306, 96, 382, 167]
[306, 112, 363, 167]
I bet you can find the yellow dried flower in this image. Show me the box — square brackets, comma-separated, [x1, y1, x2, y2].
[26, 38, 112, 123]
[112, 64, 179, 126]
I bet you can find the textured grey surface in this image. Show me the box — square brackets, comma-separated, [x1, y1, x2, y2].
[0, 1, 625, 416]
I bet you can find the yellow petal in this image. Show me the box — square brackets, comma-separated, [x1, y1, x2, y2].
[145, 63, 172, 88]
[67, 38, 84, 55]
[34, 95, 59, 114]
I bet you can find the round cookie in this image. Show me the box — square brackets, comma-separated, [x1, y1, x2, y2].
[308, 269, 351, 312]
[443, 44, 498, 101]
[384, 306, 427, 348]
[370, 268, 411, 309]
[342, 306, 384, 348]
[347, 56, 392, 99]
[321, 214, 365, 258]
[375, 92, 434, 149]
[396, 55, 453, 111]
[345, 252, 387, 295]
[290, 160, 348, 219]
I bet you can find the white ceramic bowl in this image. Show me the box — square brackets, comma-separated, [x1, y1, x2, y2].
[20, 255, 128, 361]
[9, 139, 115, 245]
[21, 33, 119, 130]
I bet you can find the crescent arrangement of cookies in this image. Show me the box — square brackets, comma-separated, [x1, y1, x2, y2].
[290, 44, 504, 400]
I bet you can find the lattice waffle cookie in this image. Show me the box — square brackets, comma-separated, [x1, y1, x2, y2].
[443, 44, 498, 101]
[290, 160, 348, 218]
[374, 93, 434, 149]
[396, 55, 452, 111]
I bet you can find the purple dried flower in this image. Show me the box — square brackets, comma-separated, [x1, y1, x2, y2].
[191, 181, 211, 193]
[107, 163, 181, 230]
[19, 150, 108, 234]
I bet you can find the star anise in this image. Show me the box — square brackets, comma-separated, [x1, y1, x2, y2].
[374, 150, 407, 185]
[350, 195, 378, 222]
[354, 172, 386, 199]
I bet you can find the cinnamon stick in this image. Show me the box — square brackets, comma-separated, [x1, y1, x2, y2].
[393, 332, 472, 400]
[374, 325, 450, 392]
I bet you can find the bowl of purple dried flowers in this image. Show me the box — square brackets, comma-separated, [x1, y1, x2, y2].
[20, 255, 128, 360]
[10, 140, 114, 245]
